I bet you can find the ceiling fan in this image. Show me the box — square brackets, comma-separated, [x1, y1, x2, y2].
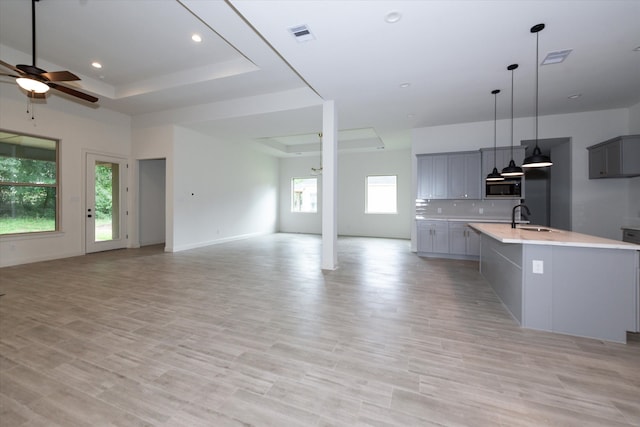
[0, 0, 98, 103]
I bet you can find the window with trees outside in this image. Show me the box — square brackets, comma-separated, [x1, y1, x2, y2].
[291, 177, 317, 213]
[0, 130, 59, 235]
[366, 175, 397, 214]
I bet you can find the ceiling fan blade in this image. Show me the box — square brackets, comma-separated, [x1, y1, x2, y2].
[0, 59, 24, 75]
[48, 82, 98, 103]
[0, 72, 20, 78]
[42, 70, 80, 82]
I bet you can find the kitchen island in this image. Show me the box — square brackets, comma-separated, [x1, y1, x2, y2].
[468, 223, 640, 343]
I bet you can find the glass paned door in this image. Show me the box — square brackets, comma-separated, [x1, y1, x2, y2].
[86, 153, 127, 253]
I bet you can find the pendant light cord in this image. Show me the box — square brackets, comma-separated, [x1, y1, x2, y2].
[510, 66, 514, 160]
[535, 30, 539, 145]
[493, 92, 498, 167]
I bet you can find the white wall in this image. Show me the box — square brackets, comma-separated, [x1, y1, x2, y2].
[171, 126, 278, 251]
[279, 149, 411, 239]
[338, 150, 411, 239]
[131, 125, 174, 250]
[412, 107, 632, 240]
[138, 159, 166, 246]
[279, 155, 323, 234]
[0, 86, 131, 267]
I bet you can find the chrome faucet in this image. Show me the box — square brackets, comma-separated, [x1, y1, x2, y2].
[512, 204, 531, 228]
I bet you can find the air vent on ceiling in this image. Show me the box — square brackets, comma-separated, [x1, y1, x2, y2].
[541, 49, 573, 65]
[288, 24, 315, 42]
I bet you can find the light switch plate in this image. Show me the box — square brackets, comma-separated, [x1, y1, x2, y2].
[532, 260, 544, 274]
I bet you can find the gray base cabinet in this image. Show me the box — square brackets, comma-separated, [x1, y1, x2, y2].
[417, 220, 479, 259]
[448, 222, 480, 257]
[417, 221, 449, 254]
[587, 135, 640, 178]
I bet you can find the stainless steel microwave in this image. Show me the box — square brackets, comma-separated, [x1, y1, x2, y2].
[485, 179, 522, 198]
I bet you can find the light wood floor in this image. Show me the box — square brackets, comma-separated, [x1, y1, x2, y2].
[1, 234, 639, 426]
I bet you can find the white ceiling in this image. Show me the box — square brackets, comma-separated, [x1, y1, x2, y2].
[1, 0, 639, 155]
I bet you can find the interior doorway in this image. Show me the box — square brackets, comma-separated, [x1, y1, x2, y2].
[138, 158, 166, 247]
[521, 138, 572, 230]
[85, 153, 128, 253]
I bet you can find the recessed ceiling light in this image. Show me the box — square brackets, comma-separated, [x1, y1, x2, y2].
[191, 34, 202, 43]
[385, 11, 402, 23]
[400, 82, 410, 88]
[568, 93, 582, 99]
[91, 62, 102, 69]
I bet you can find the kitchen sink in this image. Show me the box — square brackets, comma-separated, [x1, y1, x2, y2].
[518, 226, 553, 232]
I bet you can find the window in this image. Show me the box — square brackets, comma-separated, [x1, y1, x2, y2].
[291, 177, 317, 213]
[0, 131, 59, 235]
[366, 175, 397, 214]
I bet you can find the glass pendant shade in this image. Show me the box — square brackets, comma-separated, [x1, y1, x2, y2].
[16, 77, 49, 93]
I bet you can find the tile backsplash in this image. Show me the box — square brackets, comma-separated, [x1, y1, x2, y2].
[416, 199, 522, 219]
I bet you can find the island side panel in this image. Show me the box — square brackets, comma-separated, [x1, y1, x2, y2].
[479, 234, 523, 324]
[550, 246, 637, 343]
[522, 245, 553, 331]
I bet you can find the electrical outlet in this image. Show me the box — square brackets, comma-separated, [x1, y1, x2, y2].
[437, 208, 442, 213]
[479, 208, 484, 214]
[532, 260, 544, 274]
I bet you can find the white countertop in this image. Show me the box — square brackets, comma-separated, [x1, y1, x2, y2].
[469, 222, 640, 251]
[416, 217, 528, 223]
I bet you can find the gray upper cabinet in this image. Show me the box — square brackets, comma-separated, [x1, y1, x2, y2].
[417, 152, 480, 200]
[417, 154, 448, 199]
[447, 152, 481, 199]
[587, 135, 640, 178]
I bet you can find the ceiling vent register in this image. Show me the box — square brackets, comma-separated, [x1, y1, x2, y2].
[288, 24, 315, 42]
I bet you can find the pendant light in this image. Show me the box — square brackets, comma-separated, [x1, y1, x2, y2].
[523, 23, 553, 168]
[486, 89, 504, 181]
[501, 63, 524, 177]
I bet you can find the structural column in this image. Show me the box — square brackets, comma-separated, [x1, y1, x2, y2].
[321, 100, 338, 270]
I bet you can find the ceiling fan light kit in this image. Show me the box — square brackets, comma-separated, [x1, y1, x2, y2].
[523, 23, 553, 168]
[16, 77, 49, 93]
